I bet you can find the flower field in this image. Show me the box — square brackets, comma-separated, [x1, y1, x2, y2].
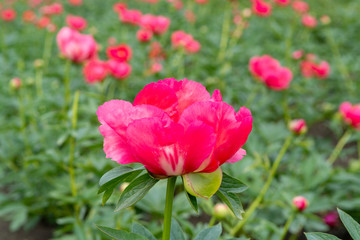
[0, 0, 360, 239]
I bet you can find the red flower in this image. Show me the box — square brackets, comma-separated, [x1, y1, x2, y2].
[339, 102, 360, 130]
[66, 15, 87, 31]
[302, 14, 317, 28]
[292, 0, 309, 14]
[251, 0, 272, 17]
[171, 31, 201, 54]
[289, 119, 307, 135]
[136, 28, 153, 43]
[140, 14, 171, 35]
[83, 60, 108, 84]
[273, 0, 290, 6]
[68, 0, 83, 6]
[22, 10, 36, 23]
[118, 9, 142, 25]
[97, 78, 253, 177]
[1, 9, 16, 22]
[292, 196, 308, 211]
[300, 58, 330, 79]
[107, 60, 132, 79]
[106, 44, 132, 62]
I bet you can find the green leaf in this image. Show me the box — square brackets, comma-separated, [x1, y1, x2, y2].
[170, 218, 185, 240]
[115, 174, 159, 211]
[227, 238, 250, 240]
[216, 189, 243, 219]
[305, 232, 342, 240]
[102, 188, 114, 205]
[132, 222, 156, 240]
[183, 167, 222, 199]
[194, 223, 222, 240]
[185, 190, 198, 213]
[96, 225, 147, 240]
[338, 208, 360, 240]
[219, 172, 248, 193]
[98, 166, 144, 194]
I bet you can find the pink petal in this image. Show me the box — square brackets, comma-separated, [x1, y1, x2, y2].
[225, 148, 246, 163]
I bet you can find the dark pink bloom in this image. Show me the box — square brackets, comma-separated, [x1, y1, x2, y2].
[97, 78, 253, 177]
[140, 14, 170, 35]
[292, 0, 309, 14]
[185, 40, 201, 54]
[171, 31, 201, 54]
[22, 10, 36, 23]
[273, 0, 290, 6]
[68, 0, 83, 6]
[300, 59, 330, 79]
[292, 50, 304, 59]
[66, 15, 87, 31]
[113, 2, 127, 13]
[40, 3, 63, 16]
[195, 0, 209, 4]
[56, 27, 97, 63]
[292, 196, 308, 211]
[323, 211, 339, 227]
[339, 102, 360, 130]
[83, 60, 108, 84]
[289, 119, 307, 135]
[263, 67, 293, 91]
[119, 9, 142, 25]
[1, 9, 16, 21]
[249, 55, 280, 80]
[106, 44, 132, 62]
[107, 60, 132, 79]
[149, 61, 163, 74]
[136, 29, 153, 42]
[36, 16, 51, 29]
[302, 14, 317, 28]
[251, 0, 272, 17]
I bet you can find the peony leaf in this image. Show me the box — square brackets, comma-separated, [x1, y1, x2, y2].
[216, 189, 243, 219]
[194, 223, 222, 240]
[131, 222, 156, 240]
[96, 225, 147, 240]
[338, 208, 360, 240]
[304, 232, 341, 240]
[182, 168, 223, 199]
[115, 174, 159, 211]
[219, 172, 248, 193]
[185, 190, 198, 213]
[170, 218, 186, 240]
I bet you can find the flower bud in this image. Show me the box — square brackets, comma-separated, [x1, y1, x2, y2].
[323, 211, 339, 227]
[320, 15, 331, 25]
[289, 119, 307, 135]
[10, 77, 22, 90]
[292, 196, 308, 211]
[34, 59, 44, 68]
[213, 203, 230, 219]
[120, 182, 130, 192]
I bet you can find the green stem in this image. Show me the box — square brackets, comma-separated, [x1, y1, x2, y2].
[208, 216, 216, 227]
[18, 90, 32, 156]
[282, 90, 290, 124]
[245, 83, 261, 107]
[280, 211, 296, 240]
[217, 4, 231, 62]
[327, 129, 352, 165]
[63, 59, 72, 114]
[162, 177, 177, 240]
[69, 91, 80, 215]
[43, 31, 53, 73]
[358, 140, 360, 162]
[230, 135, 293, 236]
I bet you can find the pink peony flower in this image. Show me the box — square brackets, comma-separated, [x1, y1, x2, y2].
[300, 59, 330, 79]
[195, 0, 209, 4]
[302, 14, 317, 28]
[140, 14, 171, 35]
[118, 9, 142, 25]
[22, 10, 36, 23]
[323, 211, 339, 227]
[292, 50, 304, 60]
[40, 3, 63, 16]
[68, 0, 83, 6]
[292, 0, 309, 14]
[83, 60, 108, 84]
[97, 78, 253, 177]
[289, 119, 307, 135]
[107, 59, 132, 79]
[292, 196, 308, 211]
[113, 2, 127, 13]
[339, 102, 360, 130]
[136, 28, 153, 43]
[1, 9, 16, 21]
[249, 55, 280, 81]
[106, 44, 132, 62]
[149, 61, 163, 74]
[273, 0, 290, 6]
[171, 31, 201, 54]
[66, 15, 87, 31]
[251, 0, 272, 17]
[56, 27, 97, 63]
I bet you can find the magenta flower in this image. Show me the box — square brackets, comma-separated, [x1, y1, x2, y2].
[56, 27, 97, 63]
[97, 78, 253, 177]
[339, 102, 360, 130]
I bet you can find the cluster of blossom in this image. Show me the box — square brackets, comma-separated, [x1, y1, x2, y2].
[249, 55, 293, 91]
[171, 30, 201, 54]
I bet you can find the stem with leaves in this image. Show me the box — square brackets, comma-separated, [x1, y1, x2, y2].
[231, 135, 293, 236]
[162, 177, 177, 240]
[280, 211, 296, 240]
[327, 129, 352, 165]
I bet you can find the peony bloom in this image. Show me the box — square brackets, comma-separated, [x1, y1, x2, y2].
[40, 3, 63, 16]
[323, 211, 339, 227]
[136, 28, 153, 42]
[1, 9, 16, 21]
[140, 14, 171, 35]
[36, 16, 51, 29]
[66, 15, 87, 31]
[339, 102, 360, 130]
[118, 9, 142, 25]
[113, 2, 127, 13]
[251, 0, 272, 17]
[273, 0, 290, 6]
[149, 61, 163, 74]
[83, 60, 108, 84]
[68, 0, 83, 6]
[22, 10, 36, 23]
[302, 14, 317, 28]
[149, 41, 166, 60]
[292, 0, 309, 14]
[107, 60, 132, 79]
[249, 55, 292, 90]
[97, 78, 253, 177]
[300, 59, 330, 79]
[195, 0, 209, 4]
[106, 44, 132, 62]
[292, 50, 304, 60]
[289, 119, 307, 135]
[56, 27, 97, 63]
[171, 31, 201, 54]
[292, 196, 308, 211]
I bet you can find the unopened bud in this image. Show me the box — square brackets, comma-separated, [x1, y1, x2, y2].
[213, 203, 230, 219]
[320, 15, 331, 25]
[289, 119, 307, 135]
[10, 77, 22, 90]
[292, 196, 308, 211]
